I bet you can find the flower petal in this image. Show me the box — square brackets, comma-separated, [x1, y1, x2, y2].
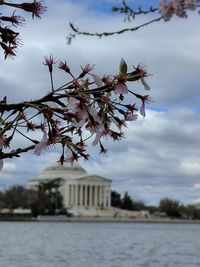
[91, 74, 102, 87]
[141, 76, 150, 90]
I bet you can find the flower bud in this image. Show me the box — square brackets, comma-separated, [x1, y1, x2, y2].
[119, 58, 127, 74]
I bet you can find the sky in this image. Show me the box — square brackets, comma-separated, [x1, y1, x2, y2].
[0, 0, 200, 205]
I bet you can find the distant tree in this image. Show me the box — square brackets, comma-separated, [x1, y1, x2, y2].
[159, 198, 181, 218]
[30, 191, 51, 217]
[0, 179, 64, 216]
[185, 205, 200, 220]
[111, 190, 146, 211]
[121, 191, 134, 210]
[35, 178, 64, 215]
[38, 178, 64, 193]
[0, 190, 6, 209]
[3, 185, 33, 209]
[111, 190, 122, 208]
[145, 205, 159, 214]
[132, 200, 146, 211]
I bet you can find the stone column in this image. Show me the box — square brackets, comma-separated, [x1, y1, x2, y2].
[99, 185, 102, 207]
[70, 184, 74, 206]
[103, 186, 107, 208]
[67, 184, 71, 207]
[78, 185, 80, 205]
[67, 184, 70, 207]
[75, 184, 78, 206]
[108, 186, 111, 207]
[97, 186, 100, 206]
[89, 185, 93, 207]
[84, 184, 88, 206]
[80, 184, 83, 206]
[94, 185, 98, 207]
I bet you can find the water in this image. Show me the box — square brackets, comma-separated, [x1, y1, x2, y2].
[0, 222, 200, 267]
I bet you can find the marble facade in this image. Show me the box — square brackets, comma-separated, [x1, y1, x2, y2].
[28, 163, 112, 210]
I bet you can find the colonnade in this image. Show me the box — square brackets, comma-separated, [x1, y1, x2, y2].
[67, 184, 111, 208]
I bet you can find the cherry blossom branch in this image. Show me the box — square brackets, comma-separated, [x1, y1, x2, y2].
[0, 145, 36, 159]
[0, 57, 153, 167]
[112, 0, 158, 22]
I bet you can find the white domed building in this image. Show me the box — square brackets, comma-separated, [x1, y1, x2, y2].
[28, 162, 112, 216]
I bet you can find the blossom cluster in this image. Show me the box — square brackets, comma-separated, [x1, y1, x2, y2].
[0, 58, 152, 170]
[0, 0, 46, 59]
[159, 0, 200, 20]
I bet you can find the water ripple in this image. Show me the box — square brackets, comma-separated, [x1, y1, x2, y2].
[0, 222, 200, 267]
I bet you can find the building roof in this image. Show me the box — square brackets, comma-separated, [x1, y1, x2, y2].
[30, 162, 87, 181]
[77, 175, 111, 183]
[43, 162, 86, 173]
[29, 162, 111, 184]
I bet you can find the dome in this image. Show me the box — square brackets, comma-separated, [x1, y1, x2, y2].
[43, 162, 86, 173]
[37, 162, 87, 181]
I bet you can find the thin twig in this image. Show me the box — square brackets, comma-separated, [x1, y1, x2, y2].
[69, 17, 162, 39]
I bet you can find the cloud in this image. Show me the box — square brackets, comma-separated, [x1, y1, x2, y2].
[0, 1, 200, 205]
[84, 108, 200, 204]
[193, 184, 200, 189]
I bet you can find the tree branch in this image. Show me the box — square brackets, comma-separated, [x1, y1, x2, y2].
[68, 17, 162, 43]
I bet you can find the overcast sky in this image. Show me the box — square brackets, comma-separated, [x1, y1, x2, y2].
[0, 0, 200, 205]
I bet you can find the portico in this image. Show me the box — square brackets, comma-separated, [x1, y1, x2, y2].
[66, 179, 111, 209]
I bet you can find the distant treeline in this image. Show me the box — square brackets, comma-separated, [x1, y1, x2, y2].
[111, 191, 200, 219]
[0, 184, 64, 217]
[0, 185, 200, 219]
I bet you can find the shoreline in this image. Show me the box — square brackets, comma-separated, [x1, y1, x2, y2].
[1, 216, 200, 224]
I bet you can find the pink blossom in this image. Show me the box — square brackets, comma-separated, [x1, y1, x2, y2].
[141, 76, 151, 91]
[51, 119, 61, 139]
[58, 60, 70, 73]
[159, 0, 197, 20]
[67, 97, 81, 113]
[102, 75, 113, 86]
[133, 64, 151, 90]
[86, 107, 106, 135]
[124, 112, 138, 121]
[101, 95, 110, 103]
[0, 42, 17, 59]
[90, 74, 102, 87]
[81, 64, 94, 73]
[110, 131, 124, 141]
[114, 82, 128, 94]
[0, 11, 25, 27]
[34, 131, 49, 155]
[87, 105, 99, 120]
[43, 54, 57, 73]
[140, 95, 152, 117]
[65, 152, 80, 164]
[114, 73, 128, 94]
[66, 97, 88, 126]
[92, 130, 106, 146]
[21, 0, 47, 19]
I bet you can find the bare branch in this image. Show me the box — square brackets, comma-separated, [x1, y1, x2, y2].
[68, 17, 162, 43]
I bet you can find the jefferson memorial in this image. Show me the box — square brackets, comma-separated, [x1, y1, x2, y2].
[28, 162, 112, 213]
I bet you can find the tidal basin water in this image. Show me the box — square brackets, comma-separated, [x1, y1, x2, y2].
[0, 222, 200, 267]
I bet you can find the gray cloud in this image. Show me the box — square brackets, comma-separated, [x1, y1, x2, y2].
[84, 109, 200, 204]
